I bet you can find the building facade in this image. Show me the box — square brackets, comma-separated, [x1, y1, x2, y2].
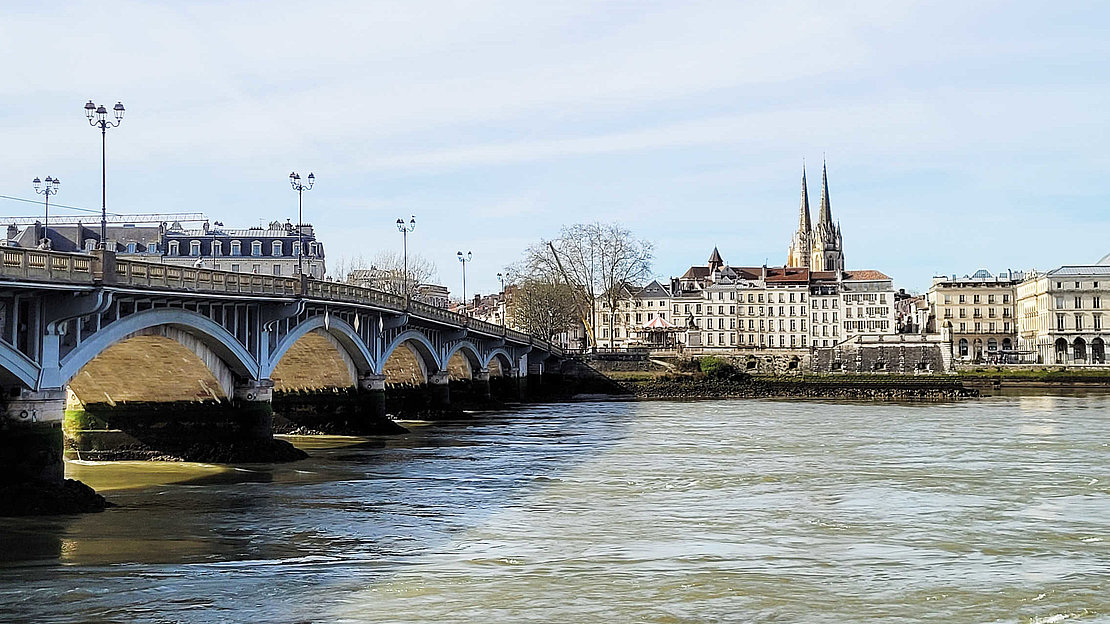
[927, 269, 1024, 361]
[8, 218, 326, 278]
[1017, 264, 1110, 364]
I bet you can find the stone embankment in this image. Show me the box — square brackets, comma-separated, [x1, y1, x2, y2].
[623, 374, 978, 401]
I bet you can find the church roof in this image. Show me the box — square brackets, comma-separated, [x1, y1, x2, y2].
[708, 246, 723, 264]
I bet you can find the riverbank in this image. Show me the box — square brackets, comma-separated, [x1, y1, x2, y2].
[613, 371, 979, 401]
[955, 367, 1110, 388]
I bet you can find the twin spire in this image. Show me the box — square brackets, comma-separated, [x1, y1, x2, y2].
[788, 159, 843, 272]
[798, 160, 833, 232]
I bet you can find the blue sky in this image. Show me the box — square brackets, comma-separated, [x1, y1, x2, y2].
[2, 1, 1108, 296]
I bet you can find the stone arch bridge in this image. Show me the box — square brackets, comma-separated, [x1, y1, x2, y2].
[0, 248, 564, 486]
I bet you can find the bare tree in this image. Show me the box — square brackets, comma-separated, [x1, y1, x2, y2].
[522, 222, 653, 350]
[339, 251, 439, 296]
[511, 279, 580, 342]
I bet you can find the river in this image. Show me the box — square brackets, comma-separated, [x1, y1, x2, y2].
[1, 394, 1108, 623]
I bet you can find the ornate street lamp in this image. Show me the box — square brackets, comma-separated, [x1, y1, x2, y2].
[289, 171, 315, 276]
[84, 100, 124, 250]
[396, 216, 416, 304]
[32, 176, 60, 249]
[497, 271, 506, 326]
[457, 251, 472, 312]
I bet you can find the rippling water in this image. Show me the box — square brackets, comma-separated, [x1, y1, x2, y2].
[1, 394, 1108, 623]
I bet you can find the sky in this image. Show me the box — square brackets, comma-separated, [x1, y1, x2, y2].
[2, 1, 1108, 296]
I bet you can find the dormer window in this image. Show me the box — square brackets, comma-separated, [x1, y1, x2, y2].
[149, 242, 158, 253]
[212, 241, 223, 256]
[168, 241, 179, 255]
[126, 243, 136, 253]
[292, 241, 301, 257]
[272, 240, 283, 256]
[231, 240, 241, 256]
[190, 241, 201, 256]
[251, 241, 262, 256]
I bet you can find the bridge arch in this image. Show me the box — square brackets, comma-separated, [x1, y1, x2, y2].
[378, 330, 441, 383]
[484, 348, 516, 376]
[444, 341, 482, 380]
[0, 340, 41, 390]
[263, 315, 373, 382]
[57, 308, 259, 387]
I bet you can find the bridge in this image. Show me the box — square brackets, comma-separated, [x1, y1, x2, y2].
[0, 247, 565, 498]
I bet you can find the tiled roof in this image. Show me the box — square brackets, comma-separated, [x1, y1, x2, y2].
[680, 266, 711, 280]
[843, 270, 891, 281]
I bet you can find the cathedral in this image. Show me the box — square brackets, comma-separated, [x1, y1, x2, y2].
[786, 162, 843, 272]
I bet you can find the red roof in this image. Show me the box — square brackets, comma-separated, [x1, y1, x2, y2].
[843, 270, 891, 281]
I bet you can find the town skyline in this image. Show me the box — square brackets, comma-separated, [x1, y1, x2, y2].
[3, 2, 1108, 295]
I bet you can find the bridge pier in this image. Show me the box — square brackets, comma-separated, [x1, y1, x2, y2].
[473, 369, 492, 401]
[428, 371, 451, 408]
[359, 374, 388, 421]
[0, 388, 107, 515]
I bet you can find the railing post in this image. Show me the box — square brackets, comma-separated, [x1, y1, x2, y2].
[90, 249, 117, 285]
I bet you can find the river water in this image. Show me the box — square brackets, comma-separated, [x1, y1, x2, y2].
[1, 394, 1108, 623]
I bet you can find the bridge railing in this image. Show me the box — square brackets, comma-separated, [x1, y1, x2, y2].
[115, 258, 302, 296]
[1, 248, 563, 355]
[0, 247, 94, 284]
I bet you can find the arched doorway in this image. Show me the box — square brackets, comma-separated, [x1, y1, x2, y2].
[958, 338, 969, 358]
[1073, 337, 1087, 363]
[1002, 338, 1012, 351]
[973, 338, 984, 361]
[1093, 338, 1106, 364]
[987, 338, 998, 353]
[1055, 338, 1068, 364]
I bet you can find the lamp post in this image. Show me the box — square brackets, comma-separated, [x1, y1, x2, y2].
[84, 100, 124, 250]
[457, 251, 472, 312]
[497, 271, 505, 326]
[289, 171, 315, 276]
[32, 176, 60, 250]
[396, 216, 416, 304]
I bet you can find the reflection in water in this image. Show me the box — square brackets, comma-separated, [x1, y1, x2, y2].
[1, 397, 1108, 624]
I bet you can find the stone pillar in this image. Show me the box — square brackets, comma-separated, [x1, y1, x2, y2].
[473, 369, 491, 401]
[428, 371, 451, 408]
[507, 367, 525, 401]
[359, 373, 388, 420]
[232, 379, 275, 440]
[0, 388, 66, 484]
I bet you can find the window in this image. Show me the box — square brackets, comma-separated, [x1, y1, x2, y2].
[213, 241, 223, 256]
[1094, 314, 1102, 330]
[1095, 296, 1102, 309]
[251, 241, 262, 256]
[1075, 296, 1082, 309]
[959, 294, 966, 304]
[231, 240, 242, 256]
[149, 242, 158, 253]
[1075, 314, 1083, 330]
[231, 263, 240, 272]
[126, 243, 136, 253]
[190, 241, 201, 256]
[273, 265, 281, 276]
[1057, 314, 1066, 331]
[252, 263, 261, 274]
[168, 241, 179, 255]
[272, 241, 283, 256]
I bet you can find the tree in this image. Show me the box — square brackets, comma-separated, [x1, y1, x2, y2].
[338, 251, 439, 297]
[522, 222, 653, 350]
[511, 279, 581, 342]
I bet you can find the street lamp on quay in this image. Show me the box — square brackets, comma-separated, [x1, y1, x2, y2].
[32, 176, 60, 250]
[289, 171, 315, 277]
[84, 100, 124, 250]
[496, 271, 506, 326]
[396, 216, 416, 304]
[457, 251, 472, 312]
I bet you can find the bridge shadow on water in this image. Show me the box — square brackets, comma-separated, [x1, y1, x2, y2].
[0, 400, 638, 624]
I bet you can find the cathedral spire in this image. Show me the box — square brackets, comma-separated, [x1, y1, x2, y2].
[799, 166, 811, 232]
[818, 159, 833, 227]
